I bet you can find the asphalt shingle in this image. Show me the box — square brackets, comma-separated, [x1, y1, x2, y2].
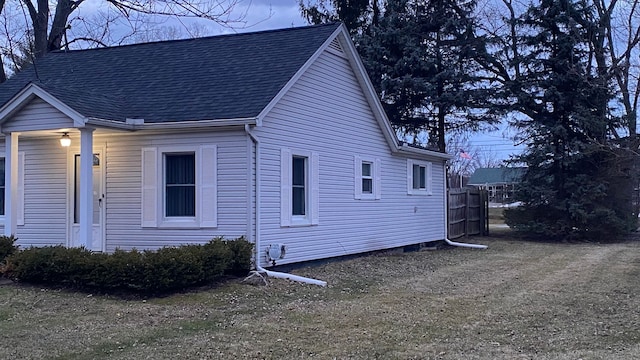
[0, 23, 341, 123]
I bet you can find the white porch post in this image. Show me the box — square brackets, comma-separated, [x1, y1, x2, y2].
[4, 132, 19, 236]
[79, 128, 94, 249]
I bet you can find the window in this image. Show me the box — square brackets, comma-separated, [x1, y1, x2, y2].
[141, 145, 217, 228]
[165, 153, 196, 217]
[281, 148, 319, 227]
[362, 162, 373, 194]
[413, 164, 426, 190]
[354, 156, 381, 200]
[407, 159, 432, 195]
[292, 156, 306, 216]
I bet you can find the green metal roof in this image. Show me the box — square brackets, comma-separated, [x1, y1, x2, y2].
[468, 167, 524, 185]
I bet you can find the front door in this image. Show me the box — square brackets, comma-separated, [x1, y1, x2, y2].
[70, 151, 104, 251]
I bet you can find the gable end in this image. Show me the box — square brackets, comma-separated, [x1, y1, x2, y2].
[326, 38, 346, 58]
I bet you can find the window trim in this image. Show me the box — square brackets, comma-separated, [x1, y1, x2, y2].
[281, 148, 319, 227]
[0, 152, 25, 226]
[354, 155, 381, 200]
[407, 159, 432, 196]
[163, 152, 196, 218]
[141, 145, 217, 229]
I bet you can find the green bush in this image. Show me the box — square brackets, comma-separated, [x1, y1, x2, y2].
[5, 246, 94, 286]
[4, 236, 253, 295]
[0, 235, 18, 264]
[225, 236, 253, 275]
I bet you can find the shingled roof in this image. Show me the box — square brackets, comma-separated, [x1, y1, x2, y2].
[0, 23, 341, 123]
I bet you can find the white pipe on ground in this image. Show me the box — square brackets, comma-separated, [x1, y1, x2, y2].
[244, 124, 327, 287]
[257, 267, 327, 287]
[444, 238, 488, 249]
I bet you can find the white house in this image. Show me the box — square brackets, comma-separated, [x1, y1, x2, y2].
[0, 23, 451, 268]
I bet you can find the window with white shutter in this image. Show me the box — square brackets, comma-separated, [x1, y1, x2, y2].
[141, 145, 217, 228]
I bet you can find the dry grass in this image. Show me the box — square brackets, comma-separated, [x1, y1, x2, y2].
[1, 231, 639, 359]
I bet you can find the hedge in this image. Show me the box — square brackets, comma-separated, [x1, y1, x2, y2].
[1, 236, 253, 295]
[0, 235, 18, 264]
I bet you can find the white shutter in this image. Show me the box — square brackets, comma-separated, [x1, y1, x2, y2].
[16, 152, 24, 226]
[310, 152, 320, 225]
[407, 160, 413, 195]
[354, 155, 362, 200]
[141, 147, 158, 228]
[427, 162, 433, 195]
[374, 158, 382, 200]
[280, 148, 292, 227]
[200, 145, 217, 227]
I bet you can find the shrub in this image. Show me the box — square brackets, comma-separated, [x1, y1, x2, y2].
[0, 235, 18, 264]
[4, 236, 253, 295]
[5, 246, 94, 286]
[225, 236, 254, 275]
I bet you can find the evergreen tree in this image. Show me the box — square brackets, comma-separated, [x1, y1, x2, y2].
[301, 0, 500, 152]
[299, 0, 380, 34]
[504, 0, 635, 239]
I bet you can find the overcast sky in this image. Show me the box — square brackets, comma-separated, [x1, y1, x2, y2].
[228, 0, 308, 32]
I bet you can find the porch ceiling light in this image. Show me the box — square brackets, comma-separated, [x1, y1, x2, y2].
[60, 132, 71, 147]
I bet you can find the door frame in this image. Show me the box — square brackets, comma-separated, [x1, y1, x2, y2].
[66, 145, 106, 251]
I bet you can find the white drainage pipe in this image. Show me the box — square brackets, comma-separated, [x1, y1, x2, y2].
[256, 265, 327, 287]
[444, 238, 488, 249]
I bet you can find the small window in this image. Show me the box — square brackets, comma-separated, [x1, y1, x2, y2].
[281, 148, 319, 227]
[292, 156, 307, 216]
[362, 162, 373, 194]
[354, 156, 381, 200]
[407, 159, 432, 195]
[165, 153, 196, 217]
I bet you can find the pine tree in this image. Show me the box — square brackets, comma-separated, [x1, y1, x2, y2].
[301, 0, 500, 151]
[504, 0, 635, 239]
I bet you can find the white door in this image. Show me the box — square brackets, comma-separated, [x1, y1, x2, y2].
[70, 152, 104, 251]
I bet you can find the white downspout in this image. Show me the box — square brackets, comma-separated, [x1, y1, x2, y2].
[443, 161, 488, 249]
[244, 124, 327, 287]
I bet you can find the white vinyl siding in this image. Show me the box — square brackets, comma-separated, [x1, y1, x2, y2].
[254, 46, 447, 266]
[105, 130, 244, 250]
[0, 138, 66, 247]
[280, 148, 319, 227]
[3, 98, 74, 132]
[407, 159, 433, 195]
[354, 155, 381, 200]
[141, 144, 217, 229]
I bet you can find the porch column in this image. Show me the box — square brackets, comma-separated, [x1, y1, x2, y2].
[4, 132, 19, 236]
[79, 128, 94, 249]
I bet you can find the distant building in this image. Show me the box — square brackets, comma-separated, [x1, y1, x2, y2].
[468, 167, 525, 203]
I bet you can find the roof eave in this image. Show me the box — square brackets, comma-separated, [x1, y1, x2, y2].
[86, 116, 259, 131]
[397, 143, 453, 160]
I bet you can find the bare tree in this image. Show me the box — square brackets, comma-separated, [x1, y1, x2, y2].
[0, 0, 251, 81]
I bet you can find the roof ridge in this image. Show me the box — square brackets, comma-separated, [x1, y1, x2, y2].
[50, 22, 342, 55]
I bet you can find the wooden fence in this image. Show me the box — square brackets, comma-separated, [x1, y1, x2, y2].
[448, 188, 489, 239]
